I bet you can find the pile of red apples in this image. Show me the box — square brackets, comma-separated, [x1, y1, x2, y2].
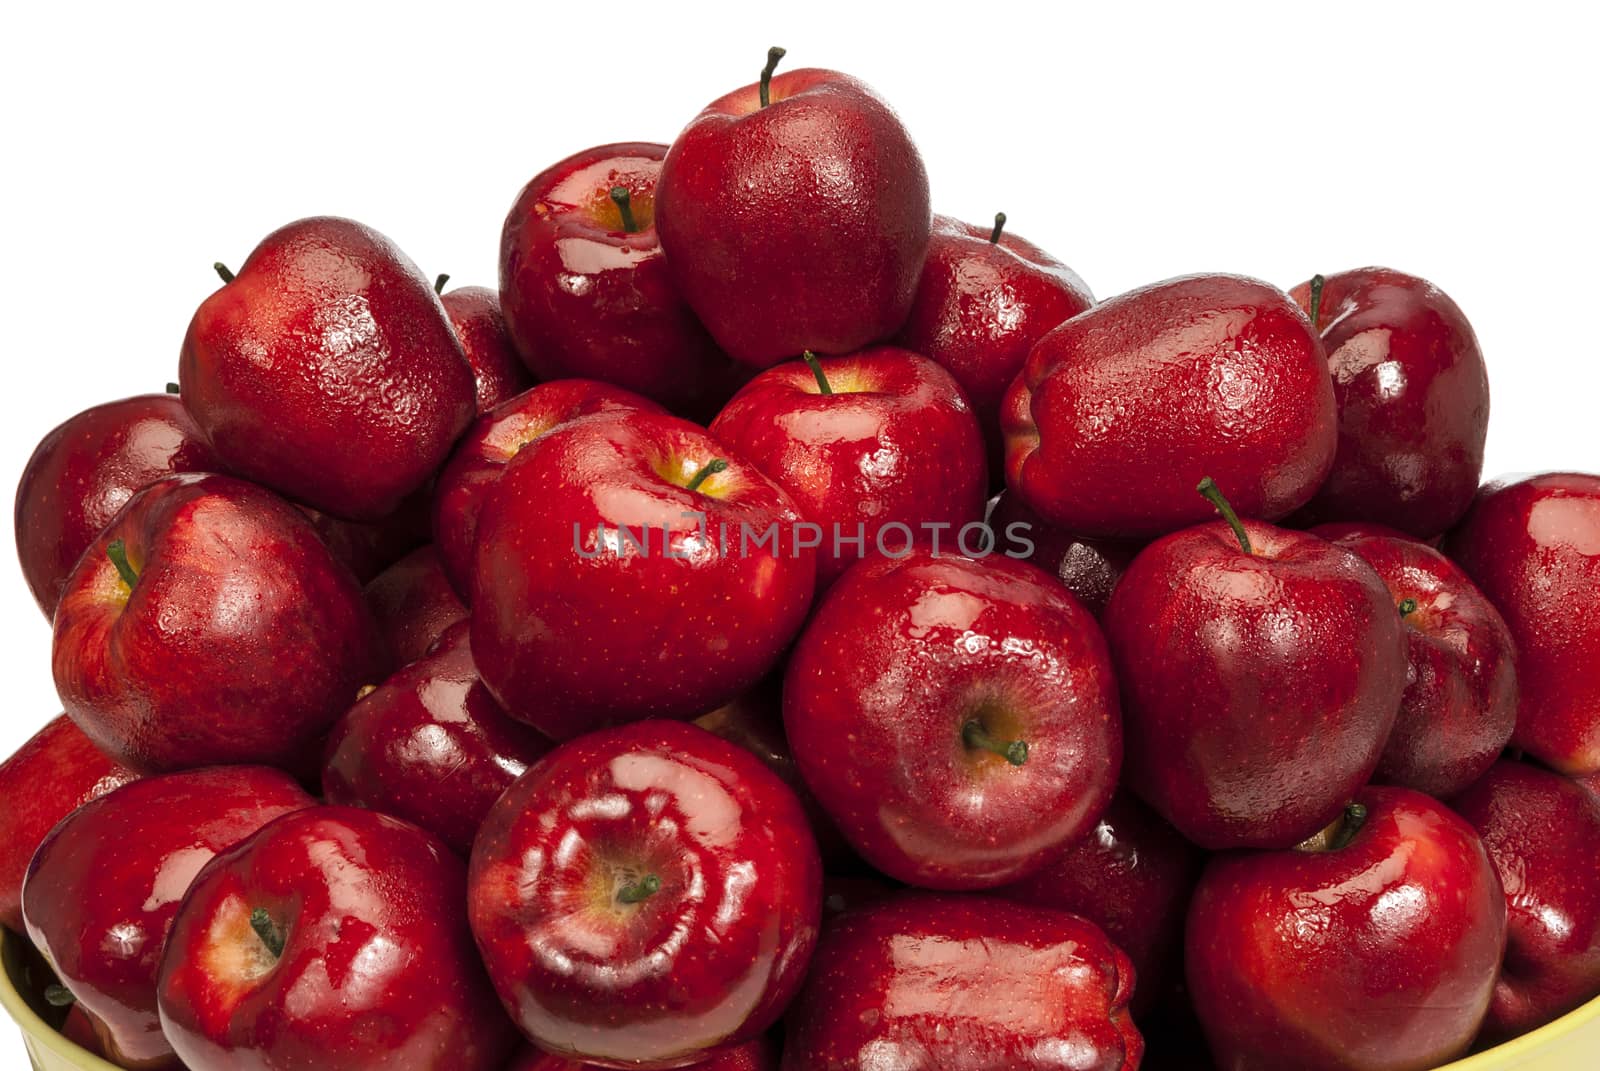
[4, 49, 1599, 1071]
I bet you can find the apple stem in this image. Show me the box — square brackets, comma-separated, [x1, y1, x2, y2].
[434, 273, 450, 295]
[1398, 598, 1418, 618]
[801, 350, 834, 396]
[616, 874, 662, 904]
[1328, 802, 1368, 851]
[989, 212, 1007, 244]
[1308, 274, 1326, 331]
[165, 382, 181, 394]
[105, 539, 139, 589]
[249, 908, 286, 960]
[1196, 477, 1253, 556]
[685, 459, 728, 493]
[610, 186, 639, 234]
[213, 262, 235, 284]
[43, 984, 75, 1008]
[963, 720, 1029, 766]
[760, 46, 787, 108]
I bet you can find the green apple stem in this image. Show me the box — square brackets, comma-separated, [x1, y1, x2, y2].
[434, 273, 450, 295]
[1196, 477, 1253, 555]
[989, 212, 1007, 244]
[43, 984, 75, 1008]
[963, 720, 1029, 766]
[1329, 801, 1368, 851]
[213, 262, 235, 284]
[610, 187, 639, 233]
[165, 382, 181, 394]
[685, 459, 728, 493]
[249, 908, 285, 960]
[105, 539, 139, 589]
[760, 46, 787, 108]
[1308, 274, 1326, 331]
[1398, 598, 1419, 618]
[801, 350, 834, 395]
[616, 874, 661, 905]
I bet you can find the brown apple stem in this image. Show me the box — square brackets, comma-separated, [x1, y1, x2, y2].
[685, 459, 728, 492]
[43, 984, 75, 1008]
[105, 539, 139, 589]
[801, 350, 834, 395]
[610, 187, 639, 234]
[213, 262, 235, 284]
[989, 212, 1007, 244]
[760, 46, 787, 108]
[434, 273, 450, 295]
[616, 874, 662, 904]
[1196, 477, 1253, 555]
[165, 382, 181, 394]
[963, 720, 1029, 766]
[249, 908, 285, 960]
[1398, 598, 1418, 618]
[1308, 274, 1326, 331]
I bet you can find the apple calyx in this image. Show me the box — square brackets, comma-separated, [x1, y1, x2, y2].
[1398, 597, 1419, 618]
[249, 907, 286, 960]
[1196, 477, 1253, 555]
[1296, 801, 1370, 853]
[616, 873, 662, 905]
[213, 262, 235, 285]
[801, 350, 835, 396]
[989, 212, 1007, 244]
[434, 273, 450, 295]
[43, 984, 75, 1008]
[1308, 273, 1326, 331]
[685, 458, 728, 493]
[963, 719, 1030, 767]
[759, 46, 786, 108]
[105, 539, 140, 589]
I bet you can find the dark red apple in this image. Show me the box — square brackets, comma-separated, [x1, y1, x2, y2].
[498, 142, 743, 419]
[432, 379, 663, 598]
[435, 277, 533, 412]
[299, 486, 432, 584]
[1445, 473, 1600, 775]
[1103, 482, 1406, 849]
[14, 393, 223, 618]
[710, 347, 987, 586]
[1450, 759, 1600, 1042]
[785, 549, 1120, 889]
[1002, 274, 1336, 539]
[22, 767, 312, 1068]
[782, 892, 1141, 1069]
[470, 410, 815, 739]
[51, 473, 387, 772]
[1288, 268, 1489, 538]
[322, 621, 552, 857]
[156, 806, 516, 1071]
[0, 715, 138, 933]
[507, 1037, 776, 1071]
[1307, 519, 1427, 544]
[656, 51, 931, 366]
[894, 212, 1093, 475]
[988, 490, 1139, 617]
[1187, 787, 1506, 1071]
[467, 720, 821, 1068]
[362, 546, 466, 667]
[179, 216, 476, 520]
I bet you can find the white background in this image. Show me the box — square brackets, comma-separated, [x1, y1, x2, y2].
[0, 2, 1596, 816]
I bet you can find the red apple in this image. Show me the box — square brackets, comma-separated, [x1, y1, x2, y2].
[1187, 787, 1506, 1071]
[988, 490, 1140, 617]
[470, 410, 815, 739]
[782, 892, 1141, 1069]
[507, 1037, 776, 1071]
[179, 216, 476, 520]
[436, 277, 533, 412]
[322, 621, 552, 856]
[51, 473, 387, 772]
[498, 142, 743, 419]
[656, 51, 931, 366]
[157, 806, 516, 1071]
[894, 212, 1093, 476]
[0, 715, 138, 933]
[14, 392, 223, 617]
[1307, 519, 1428, 544]
[1449, 759, 1600, 1042]
[362, 546, 466, 667]
[1002, 274, 1336, 539]
[785, 549, 1121, 889]
[710, 347, 987, 586]
[1445, 473, 1600, 775]
[299, 485, 432, 584]
[432, 379, 663, 598]
[467, 720, 821, 1068]
[22, 767, 312, 1068]
[1288, 268, 1489, 538]
[1103, 483, 1406, 849]
[1328, 532, 1517, 798]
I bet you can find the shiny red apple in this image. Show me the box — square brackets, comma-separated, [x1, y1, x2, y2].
[436, 277, 533, 412]
[362, 546, 466, 667]
[506, 1038, 777, 1071]
[988, 490, 1139, 617]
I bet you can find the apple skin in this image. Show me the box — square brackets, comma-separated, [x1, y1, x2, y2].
[1327, 532, 1517, 798]
[1187, 786, 1506, 1071]
[470, 410, 816, 739]
[1307, 519, 1428, 544]
[1449, 759, 1600, 1042]
[1002, 274, 1336, 539]
[656, 67, 931, 366]
[322, 621, 552, 857]
[362, 546, 467, 667]
[22, 767, 312, 1069]
[0, 715, 138, 933]
[507, 1038, 776, 1071]
[994, 789, 1202, 1015]
[467, 720, 822, 1068]
[432, 380, 663, 599]
[51, 473, 388, 773]
[894, 213, 1093, 476]
[1444, 473, 1600, 775]
[988, 490, 1139, 617]
[438, 283, 533, 413]
[709, 346, 987, 587]
[157, 805, 517, 1071]
[1104, 518, 1407, 850]
[179, 216, 476, 521]
[784, 549, 1121, 889]
[14, 393, 224, 618]
[781, 891, 1141, 1070]
[498, 142, 744, 420]
[300, 486, 432, 584]
[1288, 268, 1489, 538]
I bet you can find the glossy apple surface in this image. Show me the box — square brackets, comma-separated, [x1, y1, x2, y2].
[300, 486, 431, 584]
[988, 491, 1139, 617]
[363, 546, 467, 667]
[438, 281, 533, 412]
[506, 1038, 776, 1071]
